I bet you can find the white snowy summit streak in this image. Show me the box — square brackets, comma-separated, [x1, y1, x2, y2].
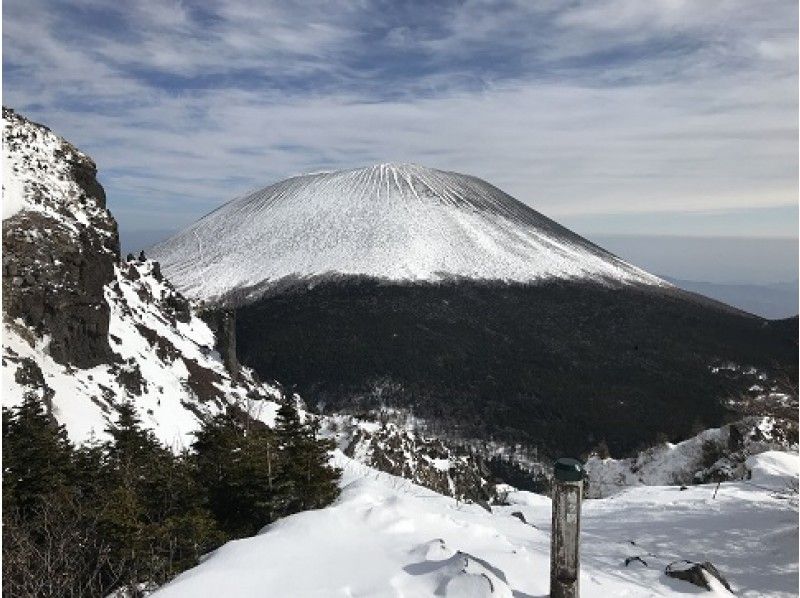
[150, 163, 664, 303]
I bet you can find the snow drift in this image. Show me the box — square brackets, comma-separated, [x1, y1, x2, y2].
[155, 450, 799, 597]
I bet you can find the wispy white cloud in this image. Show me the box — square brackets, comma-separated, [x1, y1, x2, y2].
[3, 0, 797, 235]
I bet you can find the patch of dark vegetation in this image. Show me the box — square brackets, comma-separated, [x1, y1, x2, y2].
[2, 395, 340, 597]
[165, 293, 191, 324]
[179, 398, 206, 421]
[13, 357, 55, 412]
[235, 278, 797, 459]
[199, 309, 240, 379]
[88, 392, 112, 414]
[14, 356, 46, 388]
[486, 455, 550, 494]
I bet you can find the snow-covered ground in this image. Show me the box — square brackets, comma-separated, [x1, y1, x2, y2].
[155, 450, 798, 597]
[150, 163, 665, 304]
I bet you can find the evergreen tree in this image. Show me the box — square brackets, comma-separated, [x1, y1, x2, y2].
[3, 394, 341, 595]
[192, 411, 279, 536]
[3, 396, 109, 597]
[103, 402, 171, 519]
[104, 401, 160, 466]
[98, 402, 223, 591]
[274, 401, 340, 514]
[275, 401, 304, 446]
[295, 416, 340, 510]
[2, 393, 75, 516]
[72, 435, 106, 503]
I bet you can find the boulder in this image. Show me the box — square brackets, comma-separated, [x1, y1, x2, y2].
[665, 560, 733, 593]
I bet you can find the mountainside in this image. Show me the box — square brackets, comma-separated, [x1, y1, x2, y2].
[2, 257, 285, 446]
[150, 163, 663, 304]
[151, 163, 797, 459]
[1, 109, 285, 445]
[0, 109, 491, 500]
[235, 279, 797, 457]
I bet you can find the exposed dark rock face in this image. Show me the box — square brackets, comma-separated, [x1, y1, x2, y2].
[344, 421, 493, 501]
[2, 107, 119, 368]
[3, 212, 118, 366]
[665, 560, 733, 592]
[200, 309, 241, 381]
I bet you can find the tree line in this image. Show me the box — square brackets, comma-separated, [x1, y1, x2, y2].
[2, 394, 340, 597]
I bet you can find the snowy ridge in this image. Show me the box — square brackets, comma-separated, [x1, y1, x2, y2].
[156, 449, 798, 597]
[585, 416, 798, 498]
[1, 108, 285, 446]
[324, 414, 493, 501]
[2, 259, 281, 446]
[150, 163, 665, 303]
[2, 107, 112, 243]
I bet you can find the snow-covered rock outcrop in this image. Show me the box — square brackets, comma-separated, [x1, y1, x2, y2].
[150, 163, 665, 305]
[327, 415, 494, 502]
[1, 108, 284, 445]
[2, 107, 118, 367]
[585, 416, 798, 498]
[3, 257, 283, 446]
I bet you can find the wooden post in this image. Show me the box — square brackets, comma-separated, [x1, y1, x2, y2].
[550, 457, 584, 598]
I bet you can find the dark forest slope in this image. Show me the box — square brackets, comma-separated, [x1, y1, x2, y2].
[235, 279, 797, 457]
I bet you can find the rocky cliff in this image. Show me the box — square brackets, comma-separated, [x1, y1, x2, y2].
[0, 109, 500, 502]
[1, 108, 287, 444]
[2, 107, 119, 367]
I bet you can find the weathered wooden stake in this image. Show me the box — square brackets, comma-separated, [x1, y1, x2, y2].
[550, 457, 584, 598]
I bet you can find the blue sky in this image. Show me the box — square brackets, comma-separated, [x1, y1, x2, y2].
[3, 0, 798, 280]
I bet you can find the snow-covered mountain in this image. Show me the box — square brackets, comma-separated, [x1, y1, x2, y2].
[147, 158, 796, 460]
[150, 163, 664, 304]
[3, 108, 798, 598]
[0, 109, 494, 498]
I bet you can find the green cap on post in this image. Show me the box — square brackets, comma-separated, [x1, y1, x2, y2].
[554, 457, 584, 482]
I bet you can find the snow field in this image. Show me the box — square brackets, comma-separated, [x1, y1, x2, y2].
[156, 450, 798, 597]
